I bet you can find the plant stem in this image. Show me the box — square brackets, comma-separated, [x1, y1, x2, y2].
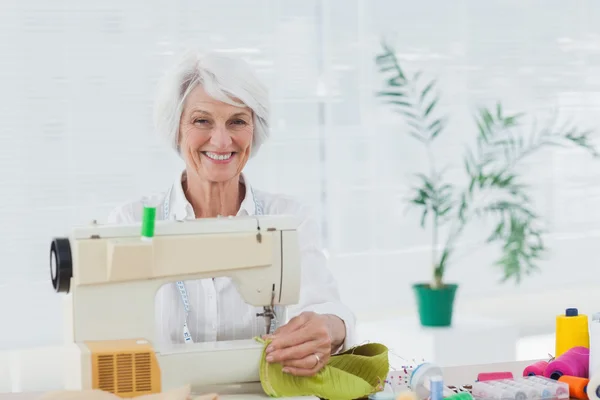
[432, 213, 439, 288]
[426, 144, 439, 288]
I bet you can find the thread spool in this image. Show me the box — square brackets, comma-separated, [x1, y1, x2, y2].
[523, 361, 549, 376]
[477, 372, 514, 381]
[590, 313, 600, 378]
[409, 363, 455, 400]
[558, 375, 589, 399]
[588, 373, 600, 400]
[141, 206, 156, 239]
[430, 376, 443, 400]
[544, 346, 590, 380]
[555, 308, 589, 358]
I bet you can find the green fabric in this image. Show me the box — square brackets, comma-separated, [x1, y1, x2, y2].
[255, 337, 390, 400]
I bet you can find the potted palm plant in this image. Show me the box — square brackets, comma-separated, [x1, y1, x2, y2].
[375, 41, 599, 327]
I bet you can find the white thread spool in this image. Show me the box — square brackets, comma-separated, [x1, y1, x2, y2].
[587, 372, 600, 400]
[590, 313, 600, 378]
[409, 363, 455, 400]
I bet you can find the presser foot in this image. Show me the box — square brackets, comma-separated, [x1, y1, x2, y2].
[257, 306, 276, 335]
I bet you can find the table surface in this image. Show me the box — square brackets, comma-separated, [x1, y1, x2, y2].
[0, 395, 315, 400]
[0, 360, 541, 399]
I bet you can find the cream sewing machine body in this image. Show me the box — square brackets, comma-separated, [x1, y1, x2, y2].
[49, 215, 302, 397]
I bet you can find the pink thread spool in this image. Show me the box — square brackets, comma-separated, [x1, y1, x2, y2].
[477, 372, 513, 382]
[544, 346, 590, 380]
[523, 360, 549, 376]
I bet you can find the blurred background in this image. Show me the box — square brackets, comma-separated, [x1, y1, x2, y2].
[1, 0, 600, 364]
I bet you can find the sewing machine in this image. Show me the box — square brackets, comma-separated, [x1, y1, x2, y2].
[48, 214, 302, 397]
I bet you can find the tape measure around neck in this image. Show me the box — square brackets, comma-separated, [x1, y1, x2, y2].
[163, 189, 194, 343]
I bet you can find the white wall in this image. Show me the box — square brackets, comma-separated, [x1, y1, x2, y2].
[0, 0, 599, 351]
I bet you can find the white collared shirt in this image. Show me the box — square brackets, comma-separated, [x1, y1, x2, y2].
[107, 171, 356, 351]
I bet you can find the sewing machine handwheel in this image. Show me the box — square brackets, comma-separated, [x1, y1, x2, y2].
[50, 238, 72, 293]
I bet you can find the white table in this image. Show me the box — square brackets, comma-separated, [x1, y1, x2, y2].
[0, 359, 541, 399]
[356, 315, 519, 367]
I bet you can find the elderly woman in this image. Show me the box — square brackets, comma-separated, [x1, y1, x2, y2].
[107, 50, 355, 377]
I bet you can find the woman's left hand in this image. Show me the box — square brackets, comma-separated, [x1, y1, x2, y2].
[262, 311, 338, 376]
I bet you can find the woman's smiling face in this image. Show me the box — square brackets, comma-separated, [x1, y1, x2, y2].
[178, 85, 254, 183]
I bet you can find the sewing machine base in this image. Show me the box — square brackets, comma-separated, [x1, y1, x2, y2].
[62, 338, 274, 396]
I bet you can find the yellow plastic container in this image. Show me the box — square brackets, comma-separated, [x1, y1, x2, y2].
[555, 308, 589, 357]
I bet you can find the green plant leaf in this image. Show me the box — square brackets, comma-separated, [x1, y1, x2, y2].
[375, 41, 446, 144]
[420, 80, 436, 103]
[376, 91, 407, 98]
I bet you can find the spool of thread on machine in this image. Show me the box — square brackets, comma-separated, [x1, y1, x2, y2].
[555, 308, 589, 358]
[544, 346, 589, 380]
[558, 375, 589, 400]
[523, 361, 549, 376]
[590, 313, 600, 378]
[141, 206, 156, 240]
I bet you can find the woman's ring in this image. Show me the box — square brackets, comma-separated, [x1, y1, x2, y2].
[314, 353, 320, 367]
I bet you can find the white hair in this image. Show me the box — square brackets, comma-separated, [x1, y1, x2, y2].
[153, 49, 269, 158]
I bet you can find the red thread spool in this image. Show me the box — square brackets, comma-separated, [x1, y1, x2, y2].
[523, 360, 549, 376]
[477, 372, 514, 382]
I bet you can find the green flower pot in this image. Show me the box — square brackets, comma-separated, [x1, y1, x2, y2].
[412, 283, 458, 327]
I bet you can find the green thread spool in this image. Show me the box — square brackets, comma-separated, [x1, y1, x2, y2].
[141, 206, 156, 239]
[444, 392, 473, 400]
